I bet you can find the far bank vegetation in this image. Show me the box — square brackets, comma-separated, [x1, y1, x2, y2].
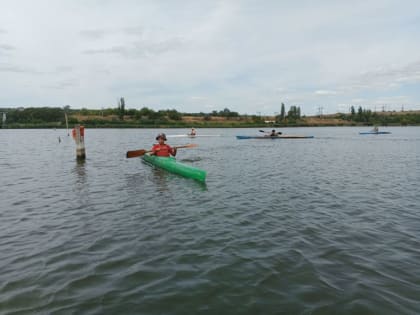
[1, 99, 420, 128]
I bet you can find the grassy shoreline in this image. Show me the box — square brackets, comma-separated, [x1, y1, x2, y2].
[1, 121, 416, 129]
[1, 109, 420, 129]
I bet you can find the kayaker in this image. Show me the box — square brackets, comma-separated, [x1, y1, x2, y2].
[189, 127, 196, 136]
[151, 133, 177, 157]
[270, 129, 281, 136]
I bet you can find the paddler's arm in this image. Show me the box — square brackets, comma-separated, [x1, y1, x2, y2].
[150, 145, 159, 155]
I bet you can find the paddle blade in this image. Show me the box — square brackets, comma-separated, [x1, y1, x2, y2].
[174, 143, 198, 149]
[126, 149, 147, 158]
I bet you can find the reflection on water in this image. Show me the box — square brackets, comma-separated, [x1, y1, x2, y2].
[150, 166, 171, 192]
[73, 159, 87, 184]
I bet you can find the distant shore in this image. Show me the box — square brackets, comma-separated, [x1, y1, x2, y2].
[1, 108, 419, 128]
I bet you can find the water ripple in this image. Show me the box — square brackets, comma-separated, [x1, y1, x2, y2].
[0, 127, 419, 314]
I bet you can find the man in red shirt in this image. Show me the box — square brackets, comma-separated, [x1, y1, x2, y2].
[151, 133, 177, 157]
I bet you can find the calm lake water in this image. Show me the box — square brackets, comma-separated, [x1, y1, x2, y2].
[1, 127, 419, 315]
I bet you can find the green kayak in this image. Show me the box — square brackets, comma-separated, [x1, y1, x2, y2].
[142, 155, 206, 182]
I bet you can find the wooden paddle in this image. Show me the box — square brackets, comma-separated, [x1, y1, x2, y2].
[126, 143, 198, 158]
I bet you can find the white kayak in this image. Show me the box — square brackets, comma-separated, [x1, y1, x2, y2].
[166, 134, 221, 138]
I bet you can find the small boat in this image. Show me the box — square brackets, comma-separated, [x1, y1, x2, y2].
[142, 155, 206, 182]
[359, 131, 391, 135]
[236, 135, 314, 139]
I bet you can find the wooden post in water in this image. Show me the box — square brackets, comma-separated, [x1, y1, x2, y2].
[72, 125, 86, 160]
[65, 112, 69, 136]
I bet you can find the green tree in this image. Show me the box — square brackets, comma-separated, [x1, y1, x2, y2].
[287, 105, 301, 120]
[280, 103, 285, 120]
[118, 97, 125, 120]
[350, 106, 355, 119]
[167, 109, 182, 120]
[218, 108, 239, 118]
[357, 106, 363, 121]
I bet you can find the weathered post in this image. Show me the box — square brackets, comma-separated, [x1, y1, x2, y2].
[72, 125, 86, 160]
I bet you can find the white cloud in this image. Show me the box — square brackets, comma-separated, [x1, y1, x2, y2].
[1, 1, 420, 114]
[315, 90, 338, 96]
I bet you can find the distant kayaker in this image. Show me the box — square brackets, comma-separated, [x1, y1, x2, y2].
[189, 127, 196, 136]
[270, 129, 282, 136]
[151, 133, 177, 157]
[373, 126, 379, 132]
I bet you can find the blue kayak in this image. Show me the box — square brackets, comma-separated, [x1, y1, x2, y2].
[236, 135, 314, 139]
[359, 131, 391, 135]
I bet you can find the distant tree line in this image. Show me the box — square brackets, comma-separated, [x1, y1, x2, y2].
[2, 107, 66, 127]
[0, 105, 242, 128]
[1, 103, 419, 128]
[337, 106, 420, 125]
[274, 103, 302, 124]
[273, 102, 420, 126]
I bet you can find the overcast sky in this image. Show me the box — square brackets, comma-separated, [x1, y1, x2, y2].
[1, 1, 420, 115]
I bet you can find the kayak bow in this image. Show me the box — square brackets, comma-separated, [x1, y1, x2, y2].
[142, 155, 206, 182]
